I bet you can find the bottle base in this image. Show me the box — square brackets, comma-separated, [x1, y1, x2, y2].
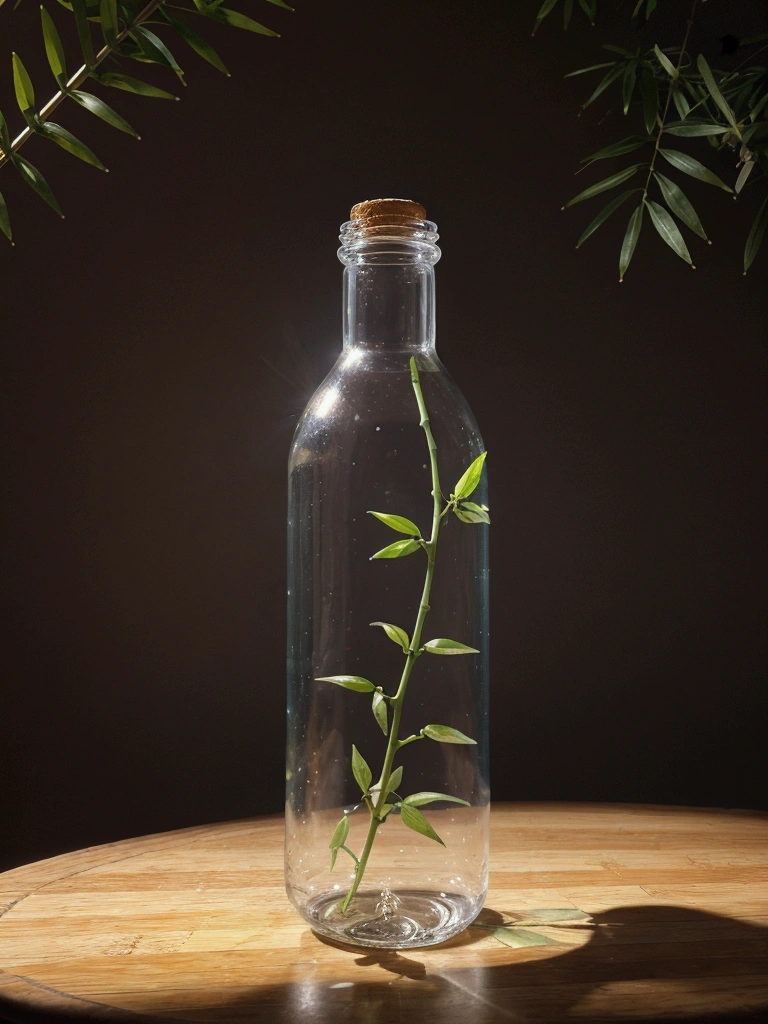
[305, 888, 483, 949]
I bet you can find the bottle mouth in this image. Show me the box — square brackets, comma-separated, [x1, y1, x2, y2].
[339, 198, 440, 266]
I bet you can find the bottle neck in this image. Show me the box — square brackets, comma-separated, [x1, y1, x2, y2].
[342, 259, 436, 353]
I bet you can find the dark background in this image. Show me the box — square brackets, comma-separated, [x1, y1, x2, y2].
[1, 0, 766, 873]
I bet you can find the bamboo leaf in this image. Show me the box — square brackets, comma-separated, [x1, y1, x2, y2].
[99, 0, 118, 45]
[41, 7, 68, 86]
[71, 0, 95, 65]
[672, 86, 690, 120]
[423, 638, 479, 656]
[659, 148, 733, 191]
[13, 154, 63, 215]
[744, 195, 768, 272]
[645, 198, 693, 265]
[654, 172, 707, 240]
[517, 908, 592, 922]
[12, 54, 36, 116]
[372, 691, 388, 735]
[576, 189, 637, 248]
[580, 137, 647, 164]
[0, 108, 10, 155]
[70, 90, 138, 136]
[603, 44, 634, 57]
[646, 0, 657, 17]
[492, 927, 559, 949]
[132, 26, 185, 82]
[399, 804, 445, 845]
[622, 62, 637, 116]
[564, 165, 641, 207]
[370, 621, 410, 653]
[402, 792, 470, 807]
[577, 0, 595, 25]
[368, 511, 421, 536]
[0, 191, 11, 242]
[735, 160, 754, 194]
[315, 675, 375, 693]
[262, 0, 293, 7]
[40, 121, 105, 168]
[564, 62, 615, 79]
[370, 539, 421, 559]
[697, 53, 739, 132]
[202, 7, 279, 36]
[351, 745, 372, 795]
[421, 723, 477, 744]
[164, 11, 230, 75]
[639, 67, 658, 135]
[563, 0, 573, 29]
[93, 71, 177, 99]
[664, 121, 731, 137]
[619, 203, 643, 282]
[582, 64, 625, 108]
[532, 0, 558, 35]
[453, 451, 487, 500]
[654, 44, 678, 80]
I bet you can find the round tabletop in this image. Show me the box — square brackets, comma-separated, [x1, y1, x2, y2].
[1, 803, 767, 1024]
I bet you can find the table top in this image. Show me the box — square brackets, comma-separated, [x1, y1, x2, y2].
[1, 803, 767, 1024]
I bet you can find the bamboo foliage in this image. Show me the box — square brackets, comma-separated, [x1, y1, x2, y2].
[0, 0, 291, 242]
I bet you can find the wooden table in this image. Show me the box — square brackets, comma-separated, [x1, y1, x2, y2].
[1, 803, 767, 1023]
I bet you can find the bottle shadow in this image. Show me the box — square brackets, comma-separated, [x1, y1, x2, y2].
[307, 904, 768, 1023]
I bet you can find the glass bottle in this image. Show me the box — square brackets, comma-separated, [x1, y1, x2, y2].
[285, 199, 489, 949]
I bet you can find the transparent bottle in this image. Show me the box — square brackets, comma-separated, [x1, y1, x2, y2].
[285, 199, 489, 949]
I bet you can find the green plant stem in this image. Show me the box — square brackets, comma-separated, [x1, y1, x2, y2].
[642, 0, 699, 199]
[0, 0, 162, 170]
[340, 358, 442, 913]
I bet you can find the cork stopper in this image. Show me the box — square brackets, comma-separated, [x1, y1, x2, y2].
[350, 198, 427, 226]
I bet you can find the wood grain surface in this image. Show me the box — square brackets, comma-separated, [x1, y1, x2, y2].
[1, 803, 767, 1024]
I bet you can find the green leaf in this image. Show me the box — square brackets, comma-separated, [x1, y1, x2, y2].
[70, 90, 138, 136]
[329, 815, 349, 851]
[577, 0, 595, 24]
[632, 0, 643, 16]
[659, 149, 732, 191]
[664, 121, 731, 137]
[645, 199, 693, 266]
[40, 121, 105, 168]
[453, 451, 487, 500]
[461, 501, 491, 523]
[492, 927, 559, 949]
[262, 0, 293, 7]
[564, 165, 641, 208]
[531, 0, 558, 35]
[99, 0, 118, 45]
[399, 804, 445, 845]
[0, 191, 11, 242]
[0, 108, 11, 154]
[351, 744, 372, 795]
[563, 0, 573, 30]
[370, 621, 410, 653]
[93, 71, 177, 99]
[654, 172, 707, 240]
[455, 509, 483, 523]
[422, 724, 477, 744]
[71, 0, 95, 65]
[315, 675, 375, 693]
[387, 765, 403, 795]
[653, 44, 678, 80]
[368, 511, 421, 536]
[576, 189, 637, 248]
[132, 26, 185, 81]
[423, 638, 479, 656]
[672, 86, 690, 120]
[735, 160, 754, 194]
[372, 691, 388, 735]
[12, 54, 36, 116]
[582, 64, 625, 108]
[13, 154, 63, 215]
[564, 62, 616, 79]
[202, 7, 279, 36]
[619, 203, 643, 282]
[603, 44, 634, 57]
[639, 68, 658, 134]
[580, 137, 647, 164]
[41, 7, 68, 85]
[622, 62, 637, 116]
[744, 195, 768, 273]
[370, 539, 421, 559]
[646, 0, 657, 17]
[516, 908, 592, 922]
[696, 53, 739, 132]
[165, 11, 230, 74]
[402, 792, 470, 808]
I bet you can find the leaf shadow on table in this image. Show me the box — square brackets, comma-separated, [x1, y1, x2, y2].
[292, 904, 768, 1024]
